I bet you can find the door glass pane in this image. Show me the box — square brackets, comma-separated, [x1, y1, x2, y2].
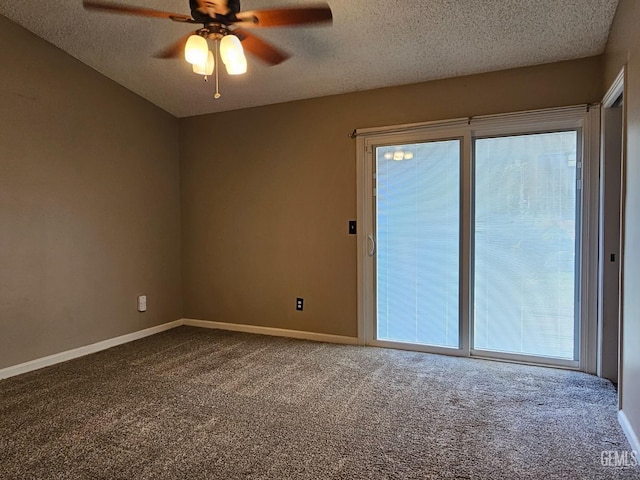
[474, 131, 578, 360]
[376, 140, 460, 348]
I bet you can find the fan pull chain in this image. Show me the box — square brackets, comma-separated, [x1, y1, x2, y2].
[214, 40, 221, 99]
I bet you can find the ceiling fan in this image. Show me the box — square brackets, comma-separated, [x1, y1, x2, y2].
[83, 0, 333, 98]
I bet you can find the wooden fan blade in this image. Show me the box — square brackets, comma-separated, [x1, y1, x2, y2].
[83, 1, 193, 22]
[235, 4, 332, 28]
[154, 32, 195, 59]
[233, 29, 290, 65]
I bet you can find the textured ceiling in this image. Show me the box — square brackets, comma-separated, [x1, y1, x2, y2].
[0, 0, 619, 118]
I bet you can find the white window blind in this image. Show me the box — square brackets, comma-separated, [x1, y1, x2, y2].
[376, 139, 460, 348]
[474, 131, 578, 360]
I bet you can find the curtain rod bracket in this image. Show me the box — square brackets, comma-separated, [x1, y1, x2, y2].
[349, 129, 358, 139]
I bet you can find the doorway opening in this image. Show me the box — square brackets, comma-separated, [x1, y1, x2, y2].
[598, 68, 625, 388]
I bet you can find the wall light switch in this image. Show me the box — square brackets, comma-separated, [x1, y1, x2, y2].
[137, 295, 147, 312]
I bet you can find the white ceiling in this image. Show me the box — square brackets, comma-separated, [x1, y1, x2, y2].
[0, 0, 619, 118]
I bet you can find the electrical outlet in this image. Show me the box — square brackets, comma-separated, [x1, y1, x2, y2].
[137, 295, 147, 312]
[296, 298, 304, 311]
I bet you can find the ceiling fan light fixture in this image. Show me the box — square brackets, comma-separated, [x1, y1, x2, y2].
[193, 50, 215, 75]
[82, 0, 334, 100]
[185, 34, 209, 65]
[220, 34, 247, 75]
[225, 55, 247, 75]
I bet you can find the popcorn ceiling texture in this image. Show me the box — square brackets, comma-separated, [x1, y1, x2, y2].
[0, 0, 619, 117]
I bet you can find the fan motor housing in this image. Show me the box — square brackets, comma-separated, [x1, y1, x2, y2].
[190, 0, 241, 24]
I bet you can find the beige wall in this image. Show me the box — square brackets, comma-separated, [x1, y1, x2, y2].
[180, 56, 603, 338]
[0, 17, 182, 369]
[604, 0, 640, 447]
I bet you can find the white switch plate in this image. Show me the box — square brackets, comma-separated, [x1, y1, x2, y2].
[137, 295, 147, 312]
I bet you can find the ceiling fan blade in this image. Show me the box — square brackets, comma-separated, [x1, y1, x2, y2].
[235, 4, 332, 28]
[154, 32, 195, 59]
[233, 29, 290, 65]
[83, 1, 194, 22]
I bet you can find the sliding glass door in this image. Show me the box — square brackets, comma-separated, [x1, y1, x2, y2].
[375, 139, 461, 349]
[359, 107, 596, 369]
[473, 131, 580, 361]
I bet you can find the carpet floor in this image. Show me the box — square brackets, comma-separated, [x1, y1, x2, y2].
[0, 326, 638, 479]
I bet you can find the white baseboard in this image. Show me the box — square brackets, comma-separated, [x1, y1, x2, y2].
[182, 318, 359, 345]
[619, 410, 640, 454]
[0, 318, 359, 381]
[0, 320, 182, 380]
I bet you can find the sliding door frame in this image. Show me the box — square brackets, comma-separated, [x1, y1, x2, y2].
[359, 127, 471, 357]
[356, 105, 600, 373]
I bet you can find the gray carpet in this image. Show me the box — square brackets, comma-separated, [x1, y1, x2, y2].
[0, 326, 638, 479]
